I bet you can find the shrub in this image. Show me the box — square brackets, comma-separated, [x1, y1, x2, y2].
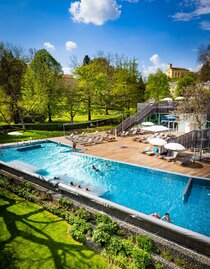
[121, 238, 134, 256]
[70, 229, 86, 243]
[135, 235, 153, 253]
[174, 257, 186, 267]
[58, 198, 73, 210]
[73, 217, 92, 232]
[154, 262, 164, 269]
[132, 248, 152, 269]
[75, 208, 91, 221]
[92, 228, 111, 246]
[105, 237, 124, 256]
[161, 250, 173, 262]
[94, 212, 113, 224]
[114, 254, 129, 268]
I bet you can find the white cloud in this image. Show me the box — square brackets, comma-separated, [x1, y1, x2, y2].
[65, 41, 77, 51]
[171, 0, 210, 21]
[69, 0, 121, 26]
[44, 42, 55, 50]
[200, 20, 210, 30]
[62, 67, 72, 74]
[141, 54, 168, 78]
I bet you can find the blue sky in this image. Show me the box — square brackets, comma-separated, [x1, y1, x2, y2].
[0, 0, 209, 77]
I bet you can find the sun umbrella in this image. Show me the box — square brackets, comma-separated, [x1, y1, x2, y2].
[175, 96, 185, 101]
[148, 138, 167, 146]
[162, 97, 173, 102]
[164, 143, 185, 151]
[141, 125, 169, 132]
[141, 121, 154, 126]
[7, 131, 23, 136]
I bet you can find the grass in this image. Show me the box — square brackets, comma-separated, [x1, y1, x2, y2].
[0, 130, 64, 144]
[0, 125, 116, 144]
[0, 187, 112, 269]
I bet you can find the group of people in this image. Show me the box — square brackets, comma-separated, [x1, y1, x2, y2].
[150, 212, 171, 222]
[92, 162, 110, 172]
[69, 181, 90, 192]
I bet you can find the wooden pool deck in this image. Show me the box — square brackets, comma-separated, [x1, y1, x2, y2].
[50, 135, 210, 179]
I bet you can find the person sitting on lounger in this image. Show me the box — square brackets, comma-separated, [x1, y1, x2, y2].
[161, 213, 171, 222]
[160, 150, 168, 157]
[146, 147, 159, 156]
[150, 212, 161, 219]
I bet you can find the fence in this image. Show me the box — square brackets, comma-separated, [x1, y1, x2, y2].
[174, 129, 210, 149]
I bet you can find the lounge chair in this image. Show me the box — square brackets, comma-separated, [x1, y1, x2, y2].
[146, 147, 159, 156]
[164, 151, 178, 162]
[176, 155, 192, 166]
[141, 146, 151, 154]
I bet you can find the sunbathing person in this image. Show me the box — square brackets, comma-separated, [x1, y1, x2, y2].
[150, 212, 161, 219]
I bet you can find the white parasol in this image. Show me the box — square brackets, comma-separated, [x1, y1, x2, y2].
[141, 125, 169, 132]
[162, 97, 173, 102]
[148, 138, 167, 146]
[164, 143, 185, 151]
[141, 122, 155, 126]
[7, 131, 23, 136]
[175, 96, 185, 101]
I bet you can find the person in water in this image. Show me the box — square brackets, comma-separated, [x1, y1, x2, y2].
[70, 181, 74, 186]
[161, 213, 171, 222]
[92, 165, 100, 172]
[150, 212, 161, 219]
[105, 162, 110, 168]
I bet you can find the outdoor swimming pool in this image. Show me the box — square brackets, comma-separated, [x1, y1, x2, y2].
[0, 141, 210, 237]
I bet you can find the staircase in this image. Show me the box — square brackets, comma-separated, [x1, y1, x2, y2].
[115, 102, 156, 135]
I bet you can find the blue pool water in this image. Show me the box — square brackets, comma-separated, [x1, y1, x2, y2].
[0, 141, 210, 237]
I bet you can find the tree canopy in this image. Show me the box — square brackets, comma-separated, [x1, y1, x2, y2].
[145, 69, 170, 101]
[175, 83, 210, 129]
[198, 42, 210, 82]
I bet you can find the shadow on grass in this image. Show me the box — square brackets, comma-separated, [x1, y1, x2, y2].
[0, 193, 98, 269]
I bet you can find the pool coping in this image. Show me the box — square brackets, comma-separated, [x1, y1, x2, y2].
[0, 139, 210, 256]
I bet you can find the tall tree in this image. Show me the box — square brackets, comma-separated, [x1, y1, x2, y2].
[0, 42, 27, 128]
[198, 41, 210, 82]
[91, 57, 114, 115]
[175, 75, 197, 96]
[74, 62, 97, 121]
[113, 58, 145, 115]
[145, 69, 170, 101]
[29, 49, 63, 122]
[175, 83, 210, 129]
[20, 67, 47, 122]
[56, 75, 81, 122]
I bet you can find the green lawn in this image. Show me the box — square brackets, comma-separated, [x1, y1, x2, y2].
[0, 130, 64, 144]
[0, 188, 111, 269]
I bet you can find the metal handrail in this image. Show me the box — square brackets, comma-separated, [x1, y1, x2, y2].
[116, 102, 156, 134]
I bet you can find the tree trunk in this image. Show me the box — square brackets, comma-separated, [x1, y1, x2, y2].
[88, 98, 91, 121]
[48, 104, 52, 122]
[105, 105, 109, 115]
[16, 106, 26, 131]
